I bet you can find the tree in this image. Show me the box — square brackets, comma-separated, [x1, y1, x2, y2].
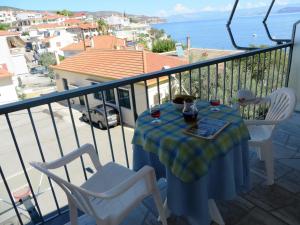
[0, 23, 10, 30]
[149, 28, 165, 40]
[152, 39, 176, 53]
[97, 19, 109, 35]
[39, 53, 57, 82]
[56, 9, 73, 16]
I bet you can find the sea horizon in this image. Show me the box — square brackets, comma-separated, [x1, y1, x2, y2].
[152, 13, 300, 50]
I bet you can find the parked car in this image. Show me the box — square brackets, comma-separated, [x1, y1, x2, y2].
[81, 104, 119, 129]
[30, 66, 49, 75]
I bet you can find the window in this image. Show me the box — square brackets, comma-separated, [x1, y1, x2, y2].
[92, 82, 102, 100]
[105, 89, 116, 104]
[118, 88, 131, 109]
[62, 78, 68, 90]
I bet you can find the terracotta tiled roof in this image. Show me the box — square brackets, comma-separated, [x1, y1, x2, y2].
[62, 35, 126, 51]
[64, 19, 81, 25]
[31, 23, 66, 29]
[0, 64, 12, 78]
[52, 49, 188, 80]
[0, 31, 20, 36]
[43, 14, 64, 20]
[78, 23, 97, 29]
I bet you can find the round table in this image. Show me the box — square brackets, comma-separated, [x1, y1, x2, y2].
[132, 102, 250, 225]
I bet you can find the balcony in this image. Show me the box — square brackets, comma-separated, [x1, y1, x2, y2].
[0, 39, 299, 225]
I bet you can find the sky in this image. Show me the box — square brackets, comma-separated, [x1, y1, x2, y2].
[0, 0, 300, 16]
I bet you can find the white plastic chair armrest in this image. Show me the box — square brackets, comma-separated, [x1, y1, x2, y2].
[238, 97, 270, 107]
[44, 143, 102, 171]
[244, 119, 279, 126]
[99, 165, 155, 199]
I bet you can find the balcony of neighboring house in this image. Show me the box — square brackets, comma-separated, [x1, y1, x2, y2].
[0, 15, 300, 225]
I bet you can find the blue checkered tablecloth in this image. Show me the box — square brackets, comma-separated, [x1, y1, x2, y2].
[132, 101, 250, 182]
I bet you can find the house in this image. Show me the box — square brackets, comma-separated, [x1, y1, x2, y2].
[40, 30, 77, 56]
[105, 14, 130, 30]
[27, 24, 76, 55]
[62, 35, 127, 57]
[16, 12, 43, 30]
[42, 13, 66, 24]
[0, 64, 18, 105]
[52, 49, 188, 126]
[0, 10, 16, 24]
[0, 31, 29, 82]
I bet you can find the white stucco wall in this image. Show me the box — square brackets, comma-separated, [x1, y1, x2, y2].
[0, 36, 15, 73]
[288, 22, 300, 111]
[0, 77, 18, 105]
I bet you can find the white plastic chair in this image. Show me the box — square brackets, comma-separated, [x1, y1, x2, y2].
[30, 144, 167, 225]
[242, 88, 296, 185]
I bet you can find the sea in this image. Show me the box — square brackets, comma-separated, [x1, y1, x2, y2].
[152, 13, 300, 50]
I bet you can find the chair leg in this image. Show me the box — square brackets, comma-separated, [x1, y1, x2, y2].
[152, 189, 168, 225]
[208, 199, 225, 225]
[69, 200, 78, 225]
[262, 141, 274, 185]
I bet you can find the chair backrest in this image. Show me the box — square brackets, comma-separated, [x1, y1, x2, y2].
[30, 145, 102, 220]
[265, 87, 296, 122]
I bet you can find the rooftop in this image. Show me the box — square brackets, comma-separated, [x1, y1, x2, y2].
[52, 49, 188, 80]
[0, 30, 20, 37]
[61, 35, 126, 51]
[0, 64, 12, 77]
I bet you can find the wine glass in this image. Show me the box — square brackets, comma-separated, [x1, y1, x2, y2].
[150, 104, 161, 124]
[210, 96, 221, 112]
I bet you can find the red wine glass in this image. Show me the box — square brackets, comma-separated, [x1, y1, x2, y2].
[210, 97, 220, 112]
[150, 104, 161, 124]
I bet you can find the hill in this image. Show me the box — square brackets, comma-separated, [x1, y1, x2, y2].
[277, 7, 300, 14]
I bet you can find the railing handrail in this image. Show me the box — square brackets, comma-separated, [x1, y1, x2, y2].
[0, 42, 292, 115]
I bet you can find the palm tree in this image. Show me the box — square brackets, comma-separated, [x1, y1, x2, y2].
[97, 19, 108, 35]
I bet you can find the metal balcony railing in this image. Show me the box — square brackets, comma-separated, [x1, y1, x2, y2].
[0, 42, 293, 224]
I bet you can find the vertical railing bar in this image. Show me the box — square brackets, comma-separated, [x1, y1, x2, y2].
[285, 46, 292, 87]
[198, 68, 202, 99]
[265, 51, 272, 96]
[100, 91, 115, 162]
[27, 108, 61, 213]
[247, 55, 255, 119]
[244, 57, 248, 89]
[144, 80, 149, 109]
[230, 60, 234, 98]
[189, 70, 192, 95]
[253, 53, 261, 119]
[168, 75, 172, 101]
[222, 62, 226, 104]
[130, 84, 138, 122]
[237, 58, 241, 90]
[281, 47, 288, 87]
[66, 99, 87, 181]
[271, 49, 277, 91]
[48, 104, 71, 182]
[84, 95, 99, 155]
[242, 57, 248, 117]
[156, 77, 161, 105]
[215, 64, 218, 98]
[116, 88, 129, 168]
[0, 166, 24, 225]
[275, 48, 283, 89]
[179, 72, 182, 95]
[5, 113, 44, 222]
[207, 66, 210, 100]
[258, 52, 267, 118]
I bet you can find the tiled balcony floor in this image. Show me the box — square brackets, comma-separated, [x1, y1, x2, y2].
[46, 113, 300, 225]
